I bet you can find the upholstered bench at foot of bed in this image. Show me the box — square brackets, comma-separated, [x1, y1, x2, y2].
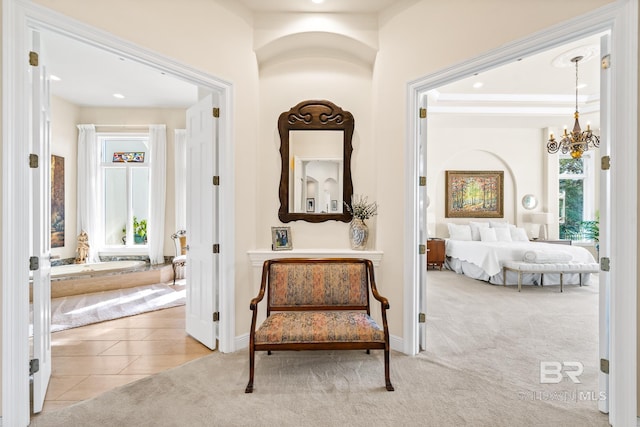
[502, 261, 600, 292]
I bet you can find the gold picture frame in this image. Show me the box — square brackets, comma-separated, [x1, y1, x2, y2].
[445, 170, 504, 218]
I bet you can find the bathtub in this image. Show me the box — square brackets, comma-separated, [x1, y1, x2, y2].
[51, 260, 146, 278]
[39, 260, 173, 299]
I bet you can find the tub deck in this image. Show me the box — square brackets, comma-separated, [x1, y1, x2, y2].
[31, 263, 174, 300]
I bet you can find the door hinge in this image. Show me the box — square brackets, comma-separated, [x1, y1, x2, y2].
[419, 244, 426, 255]
[213, 244, 220, 253]
[213, 176, 220, 186]
[600, 358, 609, 374]
[600, 257, 610, 272]
[213, 312, 220, 322]
[419, 176, 426, 187]
[29, 256, 39, 271]
[30, 358, 40, 375]
[418, 313, 426, 323]
[29, 153, 39, 168]
[601, 54, 611, 70]
[601, 155, 610, 170]
[212, 107, 220, 118]
[29, 51, 39, 67]
[419, 108, 427, 119]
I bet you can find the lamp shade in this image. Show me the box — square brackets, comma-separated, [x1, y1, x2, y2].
[528, 212, 554, 225]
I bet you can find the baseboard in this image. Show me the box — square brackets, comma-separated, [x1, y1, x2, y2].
[234, 333, 249, 351]
[234, 333, 405, 353]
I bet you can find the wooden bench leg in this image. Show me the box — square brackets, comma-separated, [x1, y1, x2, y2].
[384, 348, 394, 391]
[245, 347, 255, 393]
[560, 273, 564, 293]
[518, 271, 522, 292]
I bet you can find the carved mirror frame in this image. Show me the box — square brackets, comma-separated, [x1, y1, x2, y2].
[278, 100, 354, 223]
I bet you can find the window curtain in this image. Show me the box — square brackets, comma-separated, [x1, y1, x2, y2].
[76, 124, 103, 263]
[174, 129, 187, 231]
[148, 125, 167, 264]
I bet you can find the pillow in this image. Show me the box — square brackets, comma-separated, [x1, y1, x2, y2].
[510, 227, 529, 242]
[469, 221, 490, 241]
[494, 227, 512, 242]
[489, 220, 510, 228]
[448, 224, 472, 241]
[479, 227, 497, 242]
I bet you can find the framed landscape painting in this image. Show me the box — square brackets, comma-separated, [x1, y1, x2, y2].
[445, 170, 504, 218]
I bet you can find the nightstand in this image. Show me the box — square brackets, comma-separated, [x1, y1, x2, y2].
[427, 238, 445, 270]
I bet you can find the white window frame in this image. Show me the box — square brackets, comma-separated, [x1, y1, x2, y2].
[558, 152, 596, 223]
[98, 133, 151, 252]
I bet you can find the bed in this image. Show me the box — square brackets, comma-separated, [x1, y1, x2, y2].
[443, 222, 598, 287]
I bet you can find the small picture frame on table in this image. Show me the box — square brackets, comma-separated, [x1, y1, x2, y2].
[271, 226, 292, 251]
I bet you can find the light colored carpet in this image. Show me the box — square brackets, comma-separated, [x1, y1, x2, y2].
[30, 281, 185, 335]
[30, 270, 608, 427]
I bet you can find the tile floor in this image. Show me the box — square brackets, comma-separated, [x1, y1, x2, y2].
[34, 304, 213, 415]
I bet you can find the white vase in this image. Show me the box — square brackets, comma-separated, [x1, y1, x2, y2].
[349, 218, 369, 250]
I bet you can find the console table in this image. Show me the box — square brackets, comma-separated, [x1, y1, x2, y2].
[247, 249, 383, 267]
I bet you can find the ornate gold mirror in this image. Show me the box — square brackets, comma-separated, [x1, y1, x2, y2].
[278, 100, 354, 223]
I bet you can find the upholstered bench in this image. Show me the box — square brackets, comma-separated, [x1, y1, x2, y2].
[502, 261, 600, 292]
[245, 258, 393, 393]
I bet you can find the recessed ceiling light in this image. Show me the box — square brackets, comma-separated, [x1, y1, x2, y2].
[577, 83, 587, 89]
[472, 82, 484, 89]
[311, 0, 325, 4]
[113, 93, 125, 99]
[49, 75, 61, 81]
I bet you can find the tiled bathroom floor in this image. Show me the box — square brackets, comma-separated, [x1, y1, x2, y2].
[35, 304, 213, 415]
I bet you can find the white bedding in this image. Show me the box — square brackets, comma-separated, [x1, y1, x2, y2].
[445, 240, 597, 286]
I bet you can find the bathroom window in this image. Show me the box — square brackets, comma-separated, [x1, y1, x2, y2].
[100, 135, 150, 247]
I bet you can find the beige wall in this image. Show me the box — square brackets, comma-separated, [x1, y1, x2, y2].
[427, 127, 547, 239]
[50, 96, 80, 260]
[1, 0, 3, 415]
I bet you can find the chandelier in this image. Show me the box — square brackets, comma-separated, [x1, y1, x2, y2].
[546, 55, 599, 159]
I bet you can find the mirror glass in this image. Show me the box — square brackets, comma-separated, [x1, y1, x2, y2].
[278, 100, 353, 223]
[522, 194, 538, 210]
[289, 131, 344, 214]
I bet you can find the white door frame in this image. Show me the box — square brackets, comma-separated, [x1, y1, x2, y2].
[2, 1, 236, 425]
[405, 1, 637, 425]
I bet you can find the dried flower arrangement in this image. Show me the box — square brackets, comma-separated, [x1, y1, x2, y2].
[344, 195, 378, 221]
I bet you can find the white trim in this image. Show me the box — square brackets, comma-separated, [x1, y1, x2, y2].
[406, 0, 636, 424]
[247, 249, 384, 267]
[2, 0, 31, 424]
[3, 0, 236, 423]
[607, 1, 638, 425]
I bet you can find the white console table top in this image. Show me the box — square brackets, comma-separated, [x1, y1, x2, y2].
[247, 249, 383, 267]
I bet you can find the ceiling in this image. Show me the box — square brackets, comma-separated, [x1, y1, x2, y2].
[40, 1, 605, 130]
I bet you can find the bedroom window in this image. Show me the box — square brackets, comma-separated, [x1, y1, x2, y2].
[558, 153, 595, 240]
[100, 135, 150, 247]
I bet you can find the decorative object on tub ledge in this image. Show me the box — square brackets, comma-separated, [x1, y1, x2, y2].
[445, 170, 504, 218]
[546, 56, 599, 160]
[75, 230, 89, 264]
[271, 226, 292, 251]
[345, 194, 378, 250]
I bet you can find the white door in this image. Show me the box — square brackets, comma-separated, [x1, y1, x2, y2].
[30, 30, 53, 414]
[185, 94, 219, 350]
[418, 96, 429, 350]
[597, 33, 611, 414]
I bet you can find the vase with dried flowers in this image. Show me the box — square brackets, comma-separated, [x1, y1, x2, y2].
[344, 195, 378, 250]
